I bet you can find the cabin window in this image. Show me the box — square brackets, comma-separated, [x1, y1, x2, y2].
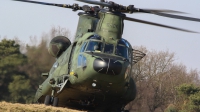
[77, 55, 87, 67]
[86, 41, 103, 52]
[104, 43, 114, 54]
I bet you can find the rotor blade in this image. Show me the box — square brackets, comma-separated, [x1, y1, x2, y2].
[135, 8, 200, 22]
[138, 9, 186, 14]
[13, 0, 72, 8]
[76, 0, 112, 7]
[152, 12, 200, 22]
[125, 16, 198, 33]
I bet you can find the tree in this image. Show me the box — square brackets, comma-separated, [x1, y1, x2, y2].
[8, 75, 34, 103]
[22, 26, 71, 90]
[164, 104, 178, 112]
[0, 39, 27, 101]
[175, 84, 200, 112]
[0, 26, 71, 103]
[126, 46, 200, 112]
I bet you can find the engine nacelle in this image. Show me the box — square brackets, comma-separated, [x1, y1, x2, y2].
[48, 36, 71, 58]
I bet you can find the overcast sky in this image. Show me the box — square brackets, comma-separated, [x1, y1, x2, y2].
[0, 0, 200, 71]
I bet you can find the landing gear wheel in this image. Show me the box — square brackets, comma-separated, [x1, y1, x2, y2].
[52, 97, 59, 107]
[44, 95, 51, 105]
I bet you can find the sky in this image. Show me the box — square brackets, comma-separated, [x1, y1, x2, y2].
[0, 0, 200, 71]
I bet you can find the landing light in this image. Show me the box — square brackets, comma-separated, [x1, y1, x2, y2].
[92, 83, 96, 87]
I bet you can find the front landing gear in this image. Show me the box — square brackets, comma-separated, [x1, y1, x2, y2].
[52, 97, 59, 106]
[44, 95, 59, 107]
[44, 95, 51, 105]
[44, 74, 69, 107]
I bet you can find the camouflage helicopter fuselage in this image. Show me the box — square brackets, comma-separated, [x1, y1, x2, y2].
[13, 0, 200, 111]
[34, 11, 141, 111]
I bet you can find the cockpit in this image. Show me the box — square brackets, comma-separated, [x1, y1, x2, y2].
[80, 35, 131, 60]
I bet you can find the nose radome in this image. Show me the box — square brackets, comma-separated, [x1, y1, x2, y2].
[93, 58, 122, 75]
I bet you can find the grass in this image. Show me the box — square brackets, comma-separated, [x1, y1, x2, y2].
[0, 101, 85, 112]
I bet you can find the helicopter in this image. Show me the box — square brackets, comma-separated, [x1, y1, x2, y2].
[13, 0, 200, 111]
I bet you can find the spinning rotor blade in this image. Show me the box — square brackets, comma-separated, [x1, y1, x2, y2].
[76, 0, 111, 7]
[134, 8, 200, 22]
[152, 12, 200, 22]
[136, 9, 186, 14]
[125, 17, 198, 33]
[76, 0, 200, 22]
[77, 0, 186, 14]
[13, 0, 74, 9]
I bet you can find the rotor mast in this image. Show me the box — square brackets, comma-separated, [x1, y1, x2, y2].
[95, 11, 125, 41]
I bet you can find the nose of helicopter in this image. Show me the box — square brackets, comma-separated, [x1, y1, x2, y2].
[93, 58, 122, 75]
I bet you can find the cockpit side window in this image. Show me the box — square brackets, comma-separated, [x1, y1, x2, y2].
[77, 55, 87, 67]
[104, 43, 114, 54]
[86, 41, 103, 52]
[115, 39, 130, 59]
[116, 45, 129, 59]
[78, 42, 88, 68]
[80, 42, 87, 52]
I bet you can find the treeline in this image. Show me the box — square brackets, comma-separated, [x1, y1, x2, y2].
[0, 27, 70, 103]
[0, 27, 199, 112]
[126, 47, 200, 112]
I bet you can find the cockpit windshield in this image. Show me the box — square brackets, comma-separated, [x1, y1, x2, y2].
[104, 43, 114, 54]
[86, 41, 103, 52]
[86, 40, 114, 54]
[82, 38, 130, 59]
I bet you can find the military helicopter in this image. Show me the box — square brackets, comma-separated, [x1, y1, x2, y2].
[13, 0, 200, 111]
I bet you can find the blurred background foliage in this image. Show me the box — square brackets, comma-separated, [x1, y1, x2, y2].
[0, 26, 70, 103]
[0, 26, 199, 112]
